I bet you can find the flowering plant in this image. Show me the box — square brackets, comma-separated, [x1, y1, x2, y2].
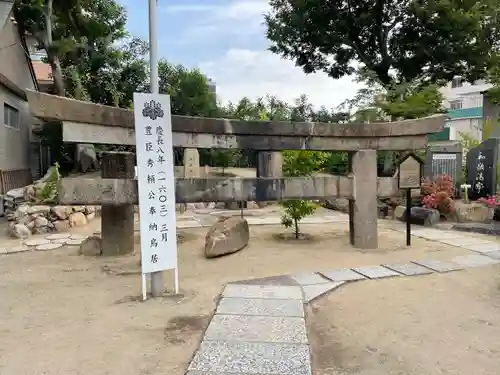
[478, 195, 500, 207]
[420, 174, 455, 214]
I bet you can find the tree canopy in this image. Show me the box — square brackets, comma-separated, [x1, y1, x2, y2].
[265, 0, 500, 87]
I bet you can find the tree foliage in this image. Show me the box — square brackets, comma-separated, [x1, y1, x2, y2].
[265, 0, 500, 87]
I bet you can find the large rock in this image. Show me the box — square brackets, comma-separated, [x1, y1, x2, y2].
[398, 207, 440, 226]
[204, 217, 249, 258]
[51, 206, 72, 220]
[322, 198, 349, 213]
[453, 201, 494, 223]
[79, 236, 102, 256]
[69, 212, 88, 227]
[8, 223, 31, 239]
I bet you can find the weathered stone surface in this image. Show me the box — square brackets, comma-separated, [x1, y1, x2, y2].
[322, 198, 349, 213]
[34, 217, 49, 228]
[412, 259, 462, 273]
[461, 242, 500, 254]
[452, 254, 500, 268]
[188, 341, 311, 374]
[79, 236, 102, 256]
[53, 220, 70, 231]
[453, 201, 494, 223]
[320, 268, 366, 282]
[291, 273, 329, 286]
[486, 251, 500, 260]
[352, 266, 401, 279]
[204, 315, 307, 343]
[67, 238, 87, 246]
[223, 284, 303, 300]
[45, 233, 71, 240]
[216, 298, 304, 317]
[204, 217, 249, 258]
[69, 212, 88, 227]
[36, 243, 63, 251]
[25, 238, 50, 247]
[28, 205, 51, 215]
[384, 262, 433, 276]
[439, 237, 491, 247]
[302, 282, 345, 303]
[398, 207, 440, 226]
[8, 223, 31, 239]
[51, 206, 72, 220]
[393, 205, 406, 220]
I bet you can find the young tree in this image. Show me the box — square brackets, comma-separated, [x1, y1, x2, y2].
[280, 151, 328, 239]
[265, 0, 500, 88]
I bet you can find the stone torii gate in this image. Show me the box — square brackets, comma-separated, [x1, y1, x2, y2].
[25, 90, 444, 251]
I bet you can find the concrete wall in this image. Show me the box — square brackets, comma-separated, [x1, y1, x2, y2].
[482, 94, 500, 139]
[0, 15, 37, 171]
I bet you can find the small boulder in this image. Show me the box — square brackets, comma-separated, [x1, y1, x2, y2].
[79, 236, 102, 256]
[69, 212, 88, 227]
[54, 220, 70, 231]
[398, 207, 440, 226]
[51, 206, 72, 220]
[322, 198, 349, 213]
[8, 223, 31, 239]
[453, 201, 493, 223]
[34, 217, 49, 228]
[204, 216, 249, 258]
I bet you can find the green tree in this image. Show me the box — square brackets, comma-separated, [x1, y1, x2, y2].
[280, 151, 328, 239]
[265, 0, 500, 88]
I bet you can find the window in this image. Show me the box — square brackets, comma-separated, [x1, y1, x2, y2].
[4, 103, 20, 129]
[449, 100, 462, 110]
[451, 77, 463, 88]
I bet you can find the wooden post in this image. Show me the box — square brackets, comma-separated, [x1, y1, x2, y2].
[101, 152, 135, 256]
[349, 150, 378, 249]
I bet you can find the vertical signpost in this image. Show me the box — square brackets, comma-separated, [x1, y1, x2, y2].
[134, 93, 179, 300]
[397, 153, 423, 246]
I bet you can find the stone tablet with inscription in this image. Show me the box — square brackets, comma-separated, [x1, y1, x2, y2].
[467, 139, 499, 200]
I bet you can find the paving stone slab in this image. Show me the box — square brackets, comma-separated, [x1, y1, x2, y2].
[412, 259, 462, 273]
[187, 372, 268, 375]
[452, 254, 500, 268]
[216, 298, 304, 317]
[352, 266, 401, 279]
[460, 242, 500, 254]
[230, 275, 296, 286]
[245, 217, 282, 225]
[52, 239, 68, 244]
[2, 246, 29, 254]
[320, 268, 366, 282]
[177, 221, 203, 228]
[65, 238, 87, 246]
[204, 315, 307, 343]
[188, 341, 311, 375]
[45, 233, 71, 240]
[69, 234, 87, 240]
[486, 251, 500, 260]
[24, 239, 51, 247]
[438, 237, 491, 247]
[291, 272, 329, 286]
[36, 243, 63, 251]
[302, 282, 344, 303]
[410, 229, 446, 239]
[383, 262, 434, 276]
[222, 284, 303, 300]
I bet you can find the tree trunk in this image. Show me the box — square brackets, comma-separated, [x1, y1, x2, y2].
[44, 0, 65, 97]
[294, 218, 299, 239]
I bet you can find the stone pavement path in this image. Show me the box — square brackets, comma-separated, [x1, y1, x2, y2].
[185, 223, 500, 375]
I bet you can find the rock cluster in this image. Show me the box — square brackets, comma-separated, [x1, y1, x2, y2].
[7, 204, 101, 239]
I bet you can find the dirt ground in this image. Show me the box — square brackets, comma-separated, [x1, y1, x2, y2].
[307, 266, 500, 375]
[0, 221, 483, 375]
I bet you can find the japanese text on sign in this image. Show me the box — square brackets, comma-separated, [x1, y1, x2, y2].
[475, 151, 486, 193]
[133, 93, 178, 274]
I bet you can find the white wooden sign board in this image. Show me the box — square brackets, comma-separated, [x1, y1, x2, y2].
[133, 93, 178, 299]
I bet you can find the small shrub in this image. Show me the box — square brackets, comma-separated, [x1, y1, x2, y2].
[420, 174, 455, 214]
